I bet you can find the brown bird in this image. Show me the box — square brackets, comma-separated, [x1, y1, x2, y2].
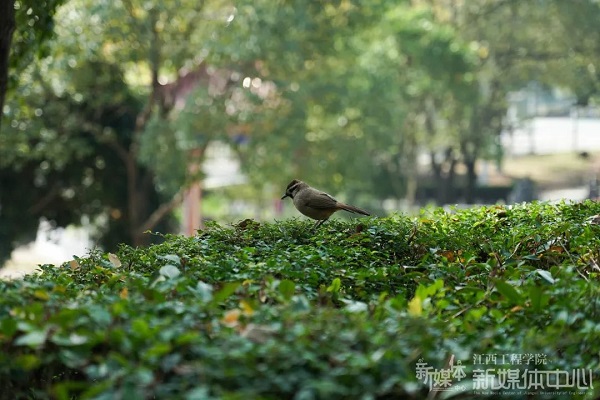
[281, 179, 370, 228]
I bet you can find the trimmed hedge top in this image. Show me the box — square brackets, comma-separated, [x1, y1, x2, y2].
[1, 201, 599, 399]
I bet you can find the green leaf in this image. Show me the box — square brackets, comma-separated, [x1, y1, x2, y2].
[528, 285, 548, 313]
[212, 282, 241, 303]
[535, 269, 555, 284]
[133, 367, 155, 385]
[0, 318, 18, 336]
[279, 280, 295, 300]
[489, 308, 504, 322]
[186, 387, 211, 400]
[15, 330, 47, 348]
[59, 349, 90, 368]
[415, 279, 444, 298]
[194, 281, 213, 303]
[466, 306, 487, 321]
[51, 333, 89, 346]
[159, 264, 181, 279]
[16, 354, 41, 370]
[291, 295, 310, 312]
[145, 342, 172, 359]
[131, 318, 151, 338]
[159, 254, 181, 265]
[494, 280, 523, 305]
[341, 299, 368, 313]
[87, 305, 112, 326]
[327, 278, 342, 293]
[33, 290, 50, 301]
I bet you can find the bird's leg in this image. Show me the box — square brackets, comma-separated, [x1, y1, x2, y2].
[313, 219, 327, 230]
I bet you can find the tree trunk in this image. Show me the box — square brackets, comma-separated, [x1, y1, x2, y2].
[431, 147, 458, 205]
[182, 147, 205, 235]
[402, 125, 418, 207]
[442, 154, 457, 204]
[125, 152, 141, 245]
[464, 158, 477, 204]
[0, 0, 16, 125]
[430, 151, 444, 204]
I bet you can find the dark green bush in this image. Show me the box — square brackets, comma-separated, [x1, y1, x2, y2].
[0, 201, 599, 399]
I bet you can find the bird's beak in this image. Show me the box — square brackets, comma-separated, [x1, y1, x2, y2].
[281, 193, 290, 199]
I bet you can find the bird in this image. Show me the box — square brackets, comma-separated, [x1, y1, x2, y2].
[281, 179, 370, 228]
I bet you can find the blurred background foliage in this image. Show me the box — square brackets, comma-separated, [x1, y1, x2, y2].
[1, 0, 600, 263]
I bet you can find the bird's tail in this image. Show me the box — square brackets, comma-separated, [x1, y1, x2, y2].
[337, 203, 370, 216]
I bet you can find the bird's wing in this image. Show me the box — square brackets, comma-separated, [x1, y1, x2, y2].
[304, 192, 339, 209]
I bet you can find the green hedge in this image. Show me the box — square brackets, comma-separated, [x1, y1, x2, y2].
[1, 201, 599, 399]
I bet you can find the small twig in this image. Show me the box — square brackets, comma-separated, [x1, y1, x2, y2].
[557, 238, 589, 281]
[557, 238, 577, 264]
[508, 241, 522, 260]
[490, 250, 504, 279]
[575, 268, 589, 282]
[446, 296, 487, 321]
[590, 257, 600, 273]
[137, 190, 185, 233]
[406, 222, 418, 246]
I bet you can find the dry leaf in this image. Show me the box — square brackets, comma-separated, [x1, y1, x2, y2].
[438, 250, 456, 262]
[222, 309, 241, 327]
[240, 324, 276, 343]
[547, 245, 564, 254]
[108, 253, 121, 268]
[587, 214, 600, 225]
[240, 300, 255, 316]
[259, 288, 267, 303]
